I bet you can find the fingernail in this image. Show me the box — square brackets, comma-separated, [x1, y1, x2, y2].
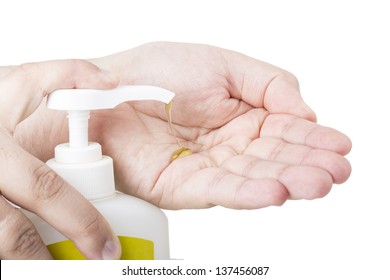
[102, 238, 121, 260]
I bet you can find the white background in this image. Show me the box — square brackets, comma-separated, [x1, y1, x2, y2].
[1, 0, 389, 279]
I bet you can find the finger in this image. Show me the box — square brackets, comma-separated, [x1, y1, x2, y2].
[260, 114, 352, 155]
[0, 59, 119, 133]
[0, 66, 15, 79]
[222, 49, 316, 121]
[222, 155, 334, 200]
[0, 197, 52, 259]
[172, 167, 289, 209]
[0, 132, 121, 259]
[244, 138, 352, 184]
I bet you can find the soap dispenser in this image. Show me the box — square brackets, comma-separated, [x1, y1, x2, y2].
[24, 85, 173, 260]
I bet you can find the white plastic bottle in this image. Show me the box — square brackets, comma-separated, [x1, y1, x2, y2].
[24, 85, 173, 260]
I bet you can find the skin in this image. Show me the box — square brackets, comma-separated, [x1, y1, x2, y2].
[0, 60, 121, 260]
[1, 42, 352, 259]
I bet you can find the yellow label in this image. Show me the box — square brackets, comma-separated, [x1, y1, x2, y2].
[47, 236, 154, 260]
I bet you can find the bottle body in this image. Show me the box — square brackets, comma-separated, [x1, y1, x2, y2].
[25, 192, 170, 260]
[27, 85, 176, 260]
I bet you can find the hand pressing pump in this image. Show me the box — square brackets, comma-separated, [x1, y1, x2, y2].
[25, 85, 173, 259]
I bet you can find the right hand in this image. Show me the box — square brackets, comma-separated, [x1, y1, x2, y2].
[0, 60, 121, 259]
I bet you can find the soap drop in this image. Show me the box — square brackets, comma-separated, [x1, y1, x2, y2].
[170, 147, 193, 161]
[165, 100, 193, 161]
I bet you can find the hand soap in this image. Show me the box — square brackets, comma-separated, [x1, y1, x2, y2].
[24, 85, 173, 260]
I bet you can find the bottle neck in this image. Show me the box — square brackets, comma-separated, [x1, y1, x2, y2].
[46, 142, 116, 200]
[67, 110, 90, 148]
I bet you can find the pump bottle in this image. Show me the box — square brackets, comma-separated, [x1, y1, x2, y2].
[24, 85, 173, 260]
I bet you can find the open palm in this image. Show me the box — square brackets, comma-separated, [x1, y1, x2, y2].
[90, 42, 351, 210]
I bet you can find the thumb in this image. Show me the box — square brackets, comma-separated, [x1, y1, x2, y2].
[222, 49, 316, 122]
[263, 72, 317, 122]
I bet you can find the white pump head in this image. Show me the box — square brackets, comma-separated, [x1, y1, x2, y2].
[47, 85, 175, 149]
[46, 85, 175, 199]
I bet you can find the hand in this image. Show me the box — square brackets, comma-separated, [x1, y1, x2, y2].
[89, 42, 352, 209]
[15, 42, 352, 211]
[0, 60, 121, 259]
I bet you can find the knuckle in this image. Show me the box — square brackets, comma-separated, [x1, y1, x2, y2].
[270, 71, 300, 92]
[285, 71, 299, 82]
[279, 70, 300, 85]
[31, 165, 66, 203]
[0, 209, 43, 259]
[78, 209, 104, 238]
[13, 222, 43, 258]
[9, 62, 50, 98]
[62, 59, 98, 87]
